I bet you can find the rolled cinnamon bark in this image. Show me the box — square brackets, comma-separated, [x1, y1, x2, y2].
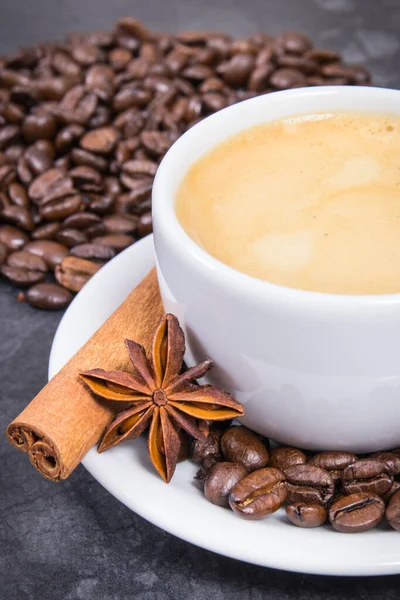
[6, 268, 163, 481]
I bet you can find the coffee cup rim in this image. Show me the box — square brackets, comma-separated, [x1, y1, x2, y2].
[153, 85, 400, 310]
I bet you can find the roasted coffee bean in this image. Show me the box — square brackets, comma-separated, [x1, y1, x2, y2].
[254, 45, 273, 66]
[184, 95, 203, 121]
[31, 222, 60, 240]
[55, 228, 88, 247]
[24, 145, 53, 175]
[136, 212, 152, 237]
[113, 86, 151, 112]
[0, 69, 30, 88]
[182, 64, 214, 82]
[11, 84, 40, 107]
[231, 40, 258, 55]
[1, 264, 45, 286]
[34, 77, 70, 102]
[70, 242, 116, 261]
[319, 63, 350, 81]
[386, 489, 400, 531]
[108, 48, 132, 70]
[70, 148, 108, 172]
[55, 125, 85, 153]
[0, 164, 17, 187]
[31, 140, 54, 161]
[0, 102, 24, 123]
[19, 282, 72, 310]
[269, 447, 307, 472]
[191, 428, 223, 464]
[7, 250, 47, 272]
[0, 241, 7, 265]
[103, 214, 137, 234]
[115, 140, 133, 164]
[5, 144, 24, 163]
[286, 503, 327, 528]
[341, 459, 393, 497]
[85, 30, 114, 47]
[0, 125, 20, 150]
[202, 93, 227, 113]
[28, 168, 70, 204]
[140, 130, 172, 156]
[277, 54, 317, 73]
[369, 452, 400, 476]
[198, 77, 225, 95]
[126, 180, 152, 204]
[37, 175, 76, 206]
[80, 126, 119, 154]
[53, 155, 70, 171]
[24, 240, 68, 268]
[52, 50, 80, 77]
[22, 113, 57, 143]
[71, 43, 103, 66]
[1, 205, 34, 231]
[69, 166, 103, 189]
[175, 30, 214, 45]
[40, 194, 82, 221]
[204, 462, 248, 507]
[88, 106, 112, 129]
[221, 426, 269, 472]
[217, 53, 255, 87]
[270, 68, 306, 89]
[91, 233, 134, 252]
[116, 16, 152, 42]
[62, 212, 101, 230]
[329, 492, 385, 533]
[83, 223, 107, 239]
[56, 90, 98, 125]
[306, 49, 340, 63]
[0, 225, 28, 250]
[248, 64, 275, 91]
[85, 193, 113, 214]
[114, 193, 136, 214]
[55, 255, 101, 292]
[165, 49, 189, 75]
[229, 467, 287, 519]
[285, 464, 335, 507]
[383, 480, 400, 504]
[8, 182, 29, 208]
[0, 191, 10, 211]
[309, 451, 358, 483]
[275, 31, 313, 54]
[122, 159, 158, 178]
[103, 176, 122, 199]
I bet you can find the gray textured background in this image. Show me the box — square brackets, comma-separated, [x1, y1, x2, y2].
[1, 0, 400, 598]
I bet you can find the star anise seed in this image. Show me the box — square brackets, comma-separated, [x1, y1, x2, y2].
[80, 313, 244, 482]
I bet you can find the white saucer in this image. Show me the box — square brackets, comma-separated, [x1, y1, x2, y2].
[48, 235, 400, 577]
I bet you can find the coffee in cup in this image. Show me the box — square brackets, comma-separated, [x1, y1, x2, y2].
[176, 112, 400, 295]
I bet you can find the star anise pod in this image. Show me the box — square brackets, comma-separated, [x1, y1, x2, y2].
[80, 313, 244, 482]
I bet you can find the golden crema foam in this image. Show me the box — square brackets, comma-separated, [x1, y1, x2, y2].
[176, 112, 400, 295]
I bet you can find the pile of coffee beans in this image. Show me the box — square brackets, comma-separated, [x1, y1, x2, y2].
[0, 17, 372, 309]
[192, 425, 400, 532]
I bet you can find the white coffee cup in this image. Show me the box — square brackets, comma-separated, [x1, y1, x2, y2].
[152, 86, 400, 453]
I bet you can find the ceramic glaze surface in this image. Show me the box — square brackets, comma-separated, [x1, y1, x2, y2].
[153, 87, 400, 453]
[49, 236, 400, 576]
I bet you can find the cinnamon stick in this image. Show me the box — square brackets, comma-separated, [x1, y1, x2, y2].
[6, 267, 164, 481]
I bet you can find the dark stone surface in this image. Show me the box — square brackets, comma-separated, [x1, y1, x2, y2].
[1, 0, 400, 598]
